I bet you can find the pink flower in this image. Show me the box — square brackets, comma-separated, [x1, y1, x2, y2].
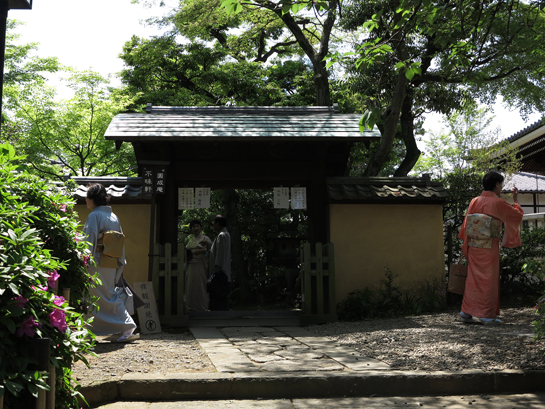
[83, 255, 89, 267]
[32, 285, 48, 292]
[11, 295, 29, 309]
[53, 296, 65, 306]
[59, 204, 67, 212]
[48, 270, 60, 290]
[49, 309, 67, 333]
[16, 317, 39, 338]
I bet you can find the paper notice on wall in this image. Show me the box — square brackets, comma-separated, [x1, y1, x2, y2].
[178, 188, 194, 209]
[291, 187, 307, 209]
[195, 187, 211, 208]
[274, 187, 289, 209]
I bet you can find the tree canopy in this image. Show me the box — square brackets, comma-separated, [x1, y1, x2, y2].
[3, 69, 137, 180]
[118, 35, 316, 108]
[335, 0, 545, 176]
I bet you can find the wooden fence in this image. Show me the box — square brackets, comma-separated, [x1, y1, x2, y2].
[152, 242, 188, 326]
[300, 242, 337, 325]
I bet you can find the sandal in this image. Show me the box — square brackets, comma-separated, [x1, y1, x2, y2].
[115, 333, 140, 343]
[460, 312, 475, 323]
[482, 318, 502, 326]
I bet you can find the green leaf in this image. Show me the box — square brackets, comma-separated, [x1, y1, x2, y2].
[8, 282, 19, 295]
[5, 380, 23, 395]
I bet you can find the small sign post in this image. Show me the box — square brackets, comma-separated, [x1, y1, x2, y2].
[133, 281, 162, 334]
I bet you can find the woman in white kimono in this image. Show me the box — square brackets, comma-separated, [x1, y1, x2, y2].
[185, 220, 212, 311]
[84, 183, 139, 342]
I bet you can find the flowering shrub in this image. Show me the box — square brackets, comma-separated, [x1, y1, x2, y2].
[0, 144, 98, 408]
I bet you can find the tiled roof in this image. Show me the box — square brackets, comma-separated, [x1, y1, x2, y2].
[503, 172, 545, 193]
[67, 177, 145, 200]
[506, 117, 545, 143]
[327, 177, 448, 203]
[104, 105, 382, 143]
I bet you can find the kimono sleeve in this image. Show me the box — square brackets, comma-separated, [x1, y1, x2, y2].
[499, 202, 523, 248]
[83, 212, 99, 258]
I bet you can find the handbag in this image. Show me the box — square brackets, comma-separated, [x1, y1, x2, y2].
[448, 258, 468, 295]
[117, 284, 135, 315]
[116, 275, 145, 315]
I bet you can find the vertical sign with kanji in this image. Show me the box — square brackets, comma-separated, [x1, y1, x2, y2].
[195, 187, 211, 208]
[155, 168, 166, 195]
[133, 282, 162, 334]
[143, 168, 154, 197]
[273, 187, 289, 209]
[142, 166, 167, 197]
[291, 187, 307, 209]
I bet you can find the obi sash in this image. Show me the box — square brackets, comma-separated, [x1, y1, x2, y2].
[466, 213, 501, 249]
[97, 230, 125, 268]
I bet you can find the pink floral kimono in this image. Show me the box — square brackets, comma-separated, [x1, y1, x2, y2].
[458, 191, 523, 319]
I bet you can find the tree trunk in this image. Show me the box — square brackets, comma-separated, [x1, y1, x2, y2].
[364, 3, 408, 176]
[314, 63, 332, 106]
[364, 70, 406, 176]
[393, 89, 421, 176]
[272, 0, 338, 106]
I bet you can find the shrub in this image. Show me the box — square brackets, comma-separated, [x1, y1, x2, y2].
[0, 143, 98, 408]
[336, 269, 446, 321]
[501, 227, 545, 299]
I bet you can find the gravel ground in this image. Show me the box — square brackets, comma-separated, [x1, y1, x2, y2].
[72, 307, 545, 387]
[308, 307, 545, 372]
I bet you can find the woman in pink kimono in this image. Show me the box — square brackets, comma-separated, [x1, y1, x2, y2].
[458, 171, 523, 325]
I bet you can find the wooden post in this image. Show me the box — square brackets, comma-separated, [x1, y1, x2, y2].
[302, 242, 312, 315]
[148, 195, 156, 281]
[177, 242, 186, 315]
[164, 243, 172, 316]
[325, 243, 336, 315]
[152, 243, 161, 302]
[316, 242, 324, 316]
[22, 338, 49, 409]
[46, 365, 55, 409]
[62, 288, 70, 304]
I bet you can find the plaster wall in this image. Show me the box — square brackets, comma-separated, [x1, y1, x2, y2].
[75, 204, 152, 287]
[330, 204, 445, 303]
[502, 192, 545, 214]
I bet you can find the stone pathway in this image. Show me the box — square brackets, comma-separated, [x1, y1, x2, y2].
[190, 326, 389, 373]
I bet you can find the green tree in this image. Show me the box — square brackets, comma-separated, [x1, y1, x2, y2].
[3, 20, 60, 103]
[4, 69, 137, 180]
[118, 35, 316, 107]
[330, 0, 545, 176]
[140, 0, 340, 106]
[412, 104, 521, 265]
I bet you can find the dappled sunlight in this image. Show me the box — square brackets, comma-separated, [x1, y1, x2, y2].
[308, 307, 545, 372]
